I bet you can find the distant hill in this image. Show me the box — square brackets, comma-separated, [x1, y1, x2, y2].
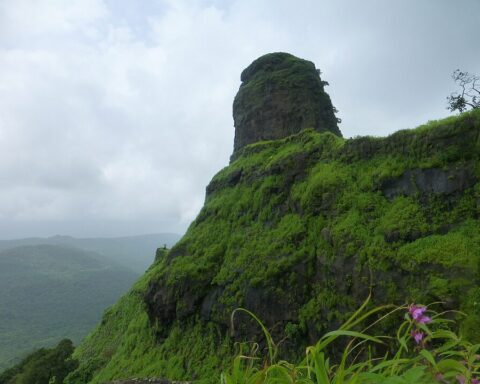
[0, 233, 181, 273]
[0, 244, 138, 371]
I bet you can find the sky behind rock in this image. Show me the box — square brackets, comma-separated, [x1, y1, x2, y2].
[0, 0, 479, 239]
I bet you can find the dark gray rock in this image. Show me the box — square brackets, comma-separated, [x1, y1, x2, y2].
[381, 166, 477, 199]
[145, 277, 210, 334]
[232, 52, 341, 158]
[320, 228, 333, 245]
[200, 286, 224, 321]
[144, 280, 177, 331]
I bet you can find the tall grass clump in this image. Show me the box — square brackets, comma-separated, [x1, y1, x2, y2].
[222, 296, 480, 384]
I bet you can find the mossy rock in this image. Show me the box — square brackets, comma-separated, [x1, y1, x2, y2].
[232, 52, 342, 156]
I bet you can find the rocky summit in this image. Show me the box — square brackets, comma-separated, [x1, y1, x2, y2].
[232, 52, 341, 157]
[64, 54, 480, 384]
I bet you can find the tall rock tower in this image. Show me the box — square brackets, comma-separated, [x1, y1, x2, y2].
[232, 52, 342, 157]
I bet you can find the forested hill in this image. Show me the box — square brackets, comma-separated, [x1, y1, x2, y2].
[65, 53, 480, 384]
[0, 233, 181, 273]
[0, 244, 138, 370]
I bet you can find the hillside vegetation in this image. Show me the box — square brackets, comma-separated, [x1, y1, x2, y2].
[0, 339, 77, 384]
[0, 244, 138, 370]
[66, 109, 480, 383]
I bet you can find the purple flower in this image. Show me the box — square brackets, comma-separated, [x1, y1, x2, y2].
[455, 376, 479, 384]
[417, 315, 432, 324]
[409, 304, 426, 319]
[411, 329, 424, 344]
[408, 304, 432, 324]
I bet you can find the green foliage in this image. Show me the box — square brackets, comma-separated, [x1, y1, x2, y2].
[0, 339, 77, 384]
[222, 299, 480, 384]
[292, 162, 350, 212]
[395, 220, 480, 271]
[379, 197, 429, 241]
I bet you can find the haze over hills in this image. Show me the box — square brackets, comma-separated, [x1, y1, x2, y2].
[0, 233, 181, 273]
[0, 244, 138, 371]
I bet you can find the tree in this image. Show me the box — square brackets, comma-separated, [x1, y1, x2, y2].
[447, 69, 480, 113]
[0, 339, 78, 384]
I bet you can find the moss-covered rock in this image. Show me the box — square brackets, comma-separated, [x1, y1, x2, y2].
[232, 52, 341, 157]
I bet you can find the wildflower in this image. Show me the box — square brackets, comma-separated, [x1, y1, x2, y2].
[409, 304, 426, 319]
[417, 315, 432, 324]
[455, 376, 478, 384]
[410, 329, 424, 344]
[408, 304, 431, 324]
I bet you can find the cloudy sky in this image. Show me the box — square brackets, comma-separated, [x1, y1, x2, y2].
[0, 0, 479, 239]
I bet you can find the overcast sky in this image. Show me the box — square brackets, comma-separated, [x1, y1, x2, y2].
[0, 0, 479, 239]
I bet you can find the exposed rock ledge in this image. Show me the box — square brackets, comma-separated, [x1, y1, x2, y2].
[380, 166, 477, 199]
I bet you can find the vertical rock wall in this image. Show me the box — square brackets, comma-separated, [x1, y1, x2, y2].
[232, 52, 342, 157]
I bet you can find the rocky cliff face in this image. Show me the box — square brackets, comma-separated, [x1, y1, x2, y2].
[66, 53, 480, 384]
[232, 52, 341, 157]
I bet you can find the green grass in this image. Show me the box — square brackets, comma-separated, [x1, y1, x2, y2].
[222, 298, 480, 384]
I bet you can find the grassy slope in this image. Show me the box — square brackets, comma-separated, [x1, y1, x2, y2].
[68, 110, 480, 383]
[0, 244, 138, 370]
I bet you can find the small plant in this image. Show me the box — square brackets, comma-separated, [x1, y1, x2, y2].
[222, 296, 480, 383]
